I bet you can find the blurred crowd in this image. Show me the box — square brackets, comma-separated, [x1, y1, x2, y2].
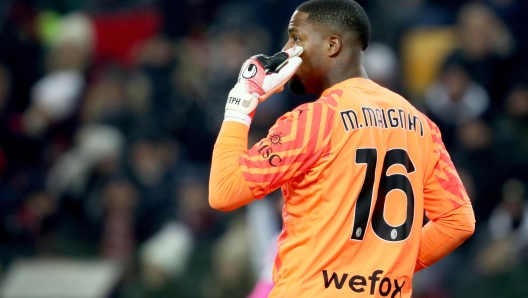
[0, 0, 527, 297]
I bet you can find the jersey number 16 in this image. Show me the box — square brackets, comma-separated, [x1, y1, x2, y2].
[351, 148, 415, 242]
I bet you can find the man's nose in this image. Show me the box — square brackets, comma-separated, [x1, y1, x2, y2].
[282, 42, 294, 52]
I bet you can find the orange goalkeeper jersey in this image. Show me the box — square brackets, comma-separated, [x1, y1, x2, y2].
[210, 78, 475, 298]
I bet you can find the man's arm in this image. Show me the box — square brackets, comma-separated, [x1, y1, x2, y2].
[209, 122, 255, 211]
[415, 202, 475, 272]
[415, 119, 476, 272]
[208, 47, 303, 211]
[209, 100, 334, 211]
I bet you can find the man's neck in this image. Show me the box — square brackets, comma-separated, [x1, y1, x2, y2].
[318, 51, 368, 95]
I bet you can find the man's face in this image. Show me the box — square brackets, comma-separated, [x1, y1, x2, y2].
[283, 11, 328, 96]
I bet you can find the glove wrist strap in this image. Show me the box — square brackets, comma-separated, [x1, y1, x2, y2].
[224, 110, 252, 126]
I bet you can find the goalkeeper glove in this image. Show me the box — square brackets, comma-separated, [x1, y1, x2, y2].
[224, 46, 303, 126]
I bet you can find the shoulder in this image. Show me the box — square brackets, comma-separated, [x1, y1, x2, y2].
[319, 88, 344, 108]
[415, 110, 439, 139]
[279, 96, 337, 121]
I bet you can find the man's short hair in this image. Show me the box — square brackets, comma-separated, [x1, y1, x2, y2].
[297, 0, 371, 50]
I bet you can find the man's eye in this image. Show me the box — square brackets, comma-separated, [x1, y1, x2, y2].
[293, 36, 301, 42]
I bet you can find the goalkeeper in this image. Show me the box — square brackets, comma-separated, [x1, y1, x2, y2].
[209, 0, 475, 297]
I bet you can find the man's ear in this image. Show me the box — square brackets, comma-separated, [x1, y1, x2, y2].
[328, 35, 341, 57]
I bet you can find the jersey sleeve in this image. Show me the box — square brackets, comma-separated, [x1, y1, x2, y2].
[423, 119, 471, 220]
[209, 121, 256, 211]
[240, 100, 334, 198]
[415, 118, 475, 271]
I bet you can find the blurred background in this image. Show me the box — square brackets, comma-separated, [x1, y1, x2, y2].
[0, 0, 527, 297]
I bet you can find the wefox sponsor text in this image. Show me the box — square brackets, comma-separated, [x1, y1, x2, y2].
[322, 269, 405, 297]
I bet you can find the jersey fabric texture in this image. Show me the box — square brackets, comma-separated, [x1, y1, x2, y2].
[209, 78, 475, 298]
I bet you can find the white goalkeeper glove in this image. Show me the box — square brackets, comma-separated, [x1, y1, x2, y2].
[224, 46, 303, 126]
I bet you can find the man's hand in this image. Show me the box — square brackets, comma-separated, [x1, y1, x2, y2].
[224, 47, 303, 126]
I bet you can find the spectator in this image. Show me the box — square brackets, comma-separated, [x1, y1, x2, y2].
[423, 62, 490, 149]
[443, 3, 514, 108]
[493, 82, 528, 181]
